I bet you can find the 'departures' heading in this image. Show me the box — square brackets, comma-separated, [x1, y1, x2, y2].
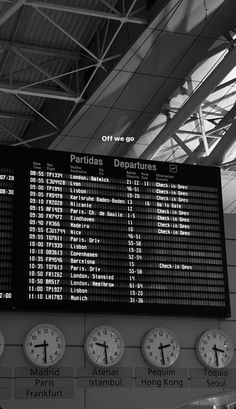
[113, 158, 156, 171]
[70, 155, 157, 172]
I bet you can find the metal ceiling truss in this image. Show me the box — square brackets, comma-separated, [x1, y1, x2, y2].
[0, 0, 147, 145]
[139, 44, 236, 166]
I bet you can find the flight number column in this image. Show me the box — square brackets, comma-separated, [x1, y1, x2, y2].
[126, 179, 144, 305]
[28, 171, 65, 301]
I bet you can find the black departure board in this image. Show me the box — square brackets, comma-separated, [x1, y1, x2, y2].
[0, 145, 230, 316]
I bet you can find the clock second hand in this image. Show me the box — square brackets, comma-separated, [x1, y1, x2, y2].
[34, 340, 49, 364]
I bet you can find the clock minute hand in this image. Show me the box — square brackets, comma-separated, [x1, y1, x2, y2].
[212, 344, 219, 366]
[158, 343, 165, 365]
[34, 341, 49, 364]
[103, 341, 108, 364]
[43, 340, 47, 364]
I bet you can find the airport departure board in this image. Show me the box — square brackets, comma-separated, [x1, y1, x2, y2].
[0, 145, 230, 316]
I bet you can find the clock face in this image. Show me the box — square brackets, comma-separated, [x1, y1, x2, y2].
[0, 331, 4, 358]
[85, 325, 125, 367]
[142, 327, 180, 368]
[24, 323, 66, 367]
[196, 329, 234, 369]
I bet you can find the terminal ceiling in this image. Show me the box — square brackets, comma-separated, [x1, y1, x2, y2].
[0, 0, 236, 211]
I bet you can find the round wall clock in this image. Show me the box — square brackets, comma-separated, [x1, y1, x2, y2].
[24, 323, 66, 367]
[85, 325, 125, 367]
[196, 328, 234, 369]
[0, 331, 4, 358]
[142, 327, 180, 368]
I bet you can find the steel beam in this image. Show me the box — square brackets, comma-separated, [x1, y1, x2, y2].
[13, 47, 73, 94]
[198, 105, 209, 156]
[16, 95, 59, 130]
[13, 131, 58, 146]
[18, 62, 98, 90]
[0, 82, 77, 101]
[203, 118, 236, 165]
[65, 0, 140, 121]
[0, 121, 29, 146]
[99, 0, 121, 16]
[0, 112, 34, 121]
[0, 39, 80, 60]
[35, 8, 98, 61]
[139, 45, 236, 160]
[171, 132, 200, 163]
[27, 1, 146, 24]
[0, 0, 26, 27]
[186, 100, 236, 164]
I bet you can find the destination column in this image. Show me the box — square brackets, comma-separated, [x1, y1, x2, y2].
[68, 173, 98, 302]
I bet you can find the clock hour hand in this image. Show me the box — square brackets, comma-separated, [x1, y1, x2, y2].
[95, 342, 106, 347]
[215, 347, 225, 353]
[161, 343, 171, 349]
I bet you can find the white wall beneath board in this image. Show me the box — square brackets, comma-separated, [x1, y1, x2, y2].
[0, 214, 235, 409]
